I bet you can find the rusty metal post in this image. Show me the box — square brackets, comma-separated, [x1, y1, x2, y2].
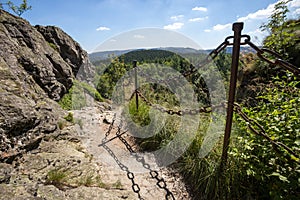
[221, 22, 244, 165]
[133, 60, 139, 111]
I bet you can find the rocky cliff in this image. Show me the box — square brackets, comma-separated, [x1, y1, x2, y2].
[0, 9, 93, 160]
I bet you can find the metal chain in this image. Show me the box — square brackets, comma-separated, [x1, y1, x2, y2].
[244, 36, 300, 77]
[115, 119, 176, 200]
[233, 103, 299, 161]
[136, 90, 227, 116]
[101, 114, 145, 200]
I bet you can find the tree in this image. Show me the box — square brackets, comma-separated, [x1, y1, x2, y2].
[260, 0, 296, 59]
[0, 0, 32, 16]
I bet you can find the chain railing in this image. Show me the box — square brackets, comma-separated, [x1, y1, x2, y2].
[99, 113, 175, 200]
[244, 37, 300, 77]
[116, 119, 176, 200]
[136, 90, 215, 116]
[100, 114, 144, 199]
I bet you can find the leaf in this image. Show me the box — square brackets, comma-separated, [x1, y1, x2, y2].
[290, 155, 299, 162]
[270, 172, 290, 183]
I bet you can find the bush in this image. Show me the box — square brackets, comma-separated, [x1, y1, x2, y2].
[229, 76, 300, 199]
[58, 80, 103, 110]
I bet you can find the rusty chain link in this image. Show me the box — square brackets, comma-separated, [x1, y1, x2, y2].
[244, 36, 300, 77]
[99, 113, 176, 199]
[136, 90, 226, 116]
[115, 118, 176, 200]
[233, 103, 299, 161]
[101, 114, 145, 200]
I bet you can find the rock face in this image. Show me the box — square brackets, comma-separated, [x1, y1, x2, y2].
[0, 9, 92, 158]
[35, 25, 94, 84]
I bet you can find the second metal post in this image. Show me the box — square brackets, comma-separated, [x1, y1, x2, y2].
[133, 60, 139, 111]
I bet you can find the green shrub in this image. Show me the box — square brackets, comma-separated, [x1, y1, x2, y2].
[58, 80, 103, 110]
[111, 180, 123, 189]
[229, 76, 300, 199]
[46, 168, 69, 186]
[64, 112, 74, 123]
[48, 42, 59, 51]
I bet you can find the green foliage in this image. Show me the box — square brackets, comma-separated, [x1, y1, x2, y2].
[214, 50, 231, 80]
[46, 168, 69, 186]
[58, 82, 86, 110]
[122, 49, 176, 64]
[1, 0, 32, 16]
[77, 174, 94, 187]
[95, 175, 109, 188]
[260, 0, 298, 60]
[111, 180, 123, 189]
[230, 76, 300, 199]
[96, 56, 127, 99]
[47, 42, 59, 52]
[173, 115, 227, 199]
[95, 50, 192, 99]
[58, 80, 103, 110]
[64, 112, 74, 123]
[128, 97, 151, 127]
[126, 94, 177, 151]
[59, 112, 84, 129]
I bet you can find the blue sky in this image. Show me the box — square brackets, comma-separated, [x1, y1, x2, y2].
[6, 0, 300, 52]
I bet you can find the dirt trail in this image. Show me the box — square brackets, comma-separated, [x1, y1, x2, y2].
[73, 104, 191, 200]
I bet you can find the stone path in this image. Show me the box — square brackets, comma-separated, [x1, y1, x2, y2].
[73, 104, 191, 200]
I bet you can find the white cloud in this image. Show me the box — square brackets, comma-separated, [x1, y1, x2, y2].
[189, 16, 208, 22]
[163, 22, 184, 30]
[109, 39, 117, 42]
[133, 34, 145, 39]
[96, 26, 110, 31]
[245, 29, 268, 45]
[236, 0, 300, 22]
[246, 28, 264, 35]
[213, 23, 231, 31]
[289, 0, 300, 8]
[192, 6, 207, 12]
[171, 15, 184, 21]
[295, 8, 300, 15]
[204, 29, 211, 32]
[237, 3, 275, 22]
[289, 0, 300, 17]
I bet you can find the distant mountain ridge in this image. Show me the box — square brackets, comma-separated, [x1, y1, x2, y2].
[89, 46, 255, 63]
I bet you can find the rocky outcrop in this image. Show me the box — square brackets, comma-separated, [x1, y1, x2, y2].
[0, 9, 92, 158]
[35, 25, 94, 84]
[0, 10, 93, 101]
